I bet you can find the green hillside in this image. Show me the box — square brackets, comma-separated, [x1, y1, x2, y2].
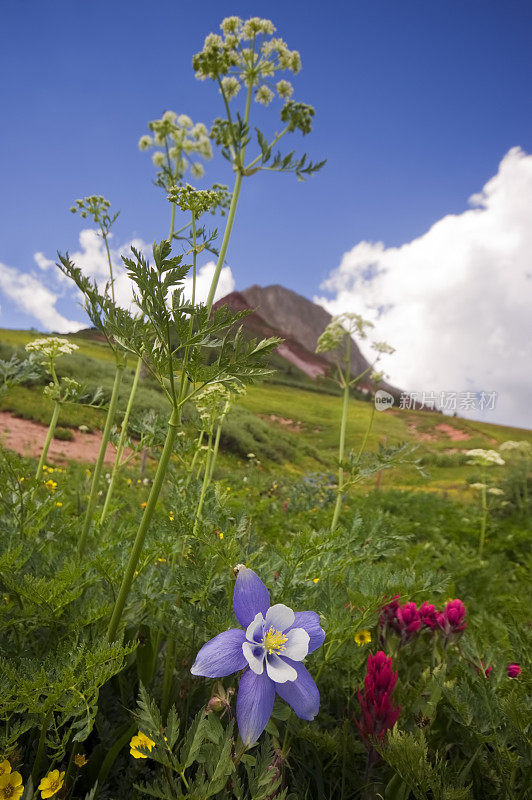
[1, 327, 531, 496]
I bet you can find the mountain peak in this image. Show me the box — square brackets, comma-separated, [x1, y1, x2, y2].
[215, 284, 400, 394]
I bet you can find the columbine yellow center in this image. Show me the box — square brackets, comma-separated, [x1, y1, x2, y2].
[263, 627, 288, 655]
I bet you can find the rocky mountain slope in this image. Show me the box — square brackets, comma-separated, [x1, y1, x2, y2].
[214, 284, 400, 395]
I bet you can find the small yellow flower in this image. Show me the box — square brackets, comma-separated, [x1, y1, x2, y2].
[74, 753, 87, 768]
[0, 761, 11, 777]
[44, 480, 57, 492]
[18, 477, 24, 483]
[140, 501, 147, 509]
[127, 478, 132, 486]
[156, 557, 166, 564]
[168, 511, 174, 521]
[354, 629, 372, 647]
[0, 771, 23, 800]
[55, 502, 63, 507]
[219, 532, 224, 540]
[85, 469, 91, 477]
[129, 731, 155, 759]
[38, 769, 65, 798]
[313, 578, 320, 584]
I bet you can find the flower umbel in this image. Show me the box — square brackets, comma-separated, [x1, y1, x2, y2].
[191, 566, 325, 746]
[38, 770, 65, 799]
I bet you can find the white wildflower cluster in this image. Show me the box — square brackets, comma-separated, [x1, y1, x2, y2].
[316, 313, 374, 354]
[469, 482, 504, 496]
[371, 341, 395, 356]
[25, 337, 79, 359]
[193, 17, 301, 108]
[138, 112, 212, 189]
[70, 195, 112, 224]
[370, 370, 388, 384]
[465, 449, 505, 467]
[195, 381, 245, 431]
[195, 382, 232, 428]
[499, 440, 531, 455]
[168, 184, 229, 217]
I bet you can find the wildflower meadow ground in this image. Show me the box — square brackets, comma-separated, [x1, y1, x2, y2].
[0, 15, 530, 800]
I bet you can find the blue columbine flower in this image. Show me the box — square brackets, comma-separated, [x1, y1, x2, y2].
[190, 565, 325, 746]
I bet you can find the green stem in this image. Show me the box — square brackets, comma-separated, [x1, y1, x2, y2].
[31, 712, 51, 785]
[208, 403, 229, 483]
[331, 337, 351, 533]
[161, 638, 177, 721]
[355, 403, 376, 465]
[106, 407, 180, 642]
[479, 470, 488, 557]
[204, 76, 253, 315]
[100, 356, 142, 524]
[191, 432, 214, 537]
[169, 202, 176, 242]
[204, 171, 243, 315]
[35, 401, 61, 479]
[186, 430, 204, 487]
[78, 361, 124, 556]
[100, 228, 115, 305]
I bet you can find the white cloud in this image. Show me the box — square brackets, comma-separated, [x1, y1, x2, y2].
[0, 261, 84, 332]
[1, 230, 235, 333]
[315, 147, 532, 428]
[185, 261, 235, 304]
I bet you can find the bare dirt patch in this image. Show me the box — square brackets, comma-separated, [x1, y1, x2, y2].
[261, 414, 304, 433]
[433, 423, 472, 441]
[0, 411, 123, 465]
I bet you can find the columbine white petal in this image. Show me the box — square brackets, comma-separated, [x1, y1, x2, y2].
[242, 641, 265, 674]
[282, 628, 310, 661]
[265, 653, 297, 683]
[265, 604, 295, 632]
[246, 612, 265, 643]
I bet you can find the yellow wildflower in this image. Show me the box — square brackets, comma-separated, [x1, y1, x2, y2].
[313, 578, 320, 584]
[354, 629, 372, 647]
[127, 478, 132, 486]
[55, 502, 63, 507]
[38, 769, 65, 798]
[219, 532, 224, 540]
[0, 771, 23, 800]
[140, 501, 147, 509]
[44, 480, 57, 492]
[74, 753, 87, 768]
[129, 731, 155, 759]
[0, 761, 10, 777]
[85, 469, 91, 477]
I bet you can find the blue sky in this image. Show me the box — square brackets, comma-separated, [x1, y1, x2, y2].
[1, 0, 532, 425]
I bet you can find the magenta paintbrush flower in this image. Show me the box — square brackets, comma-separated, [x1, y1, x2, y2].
[436, 599, 467, 635]
[355, 651, 400, 745]
[190, 566, 325, 746]
[507, 663, 521, 678]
